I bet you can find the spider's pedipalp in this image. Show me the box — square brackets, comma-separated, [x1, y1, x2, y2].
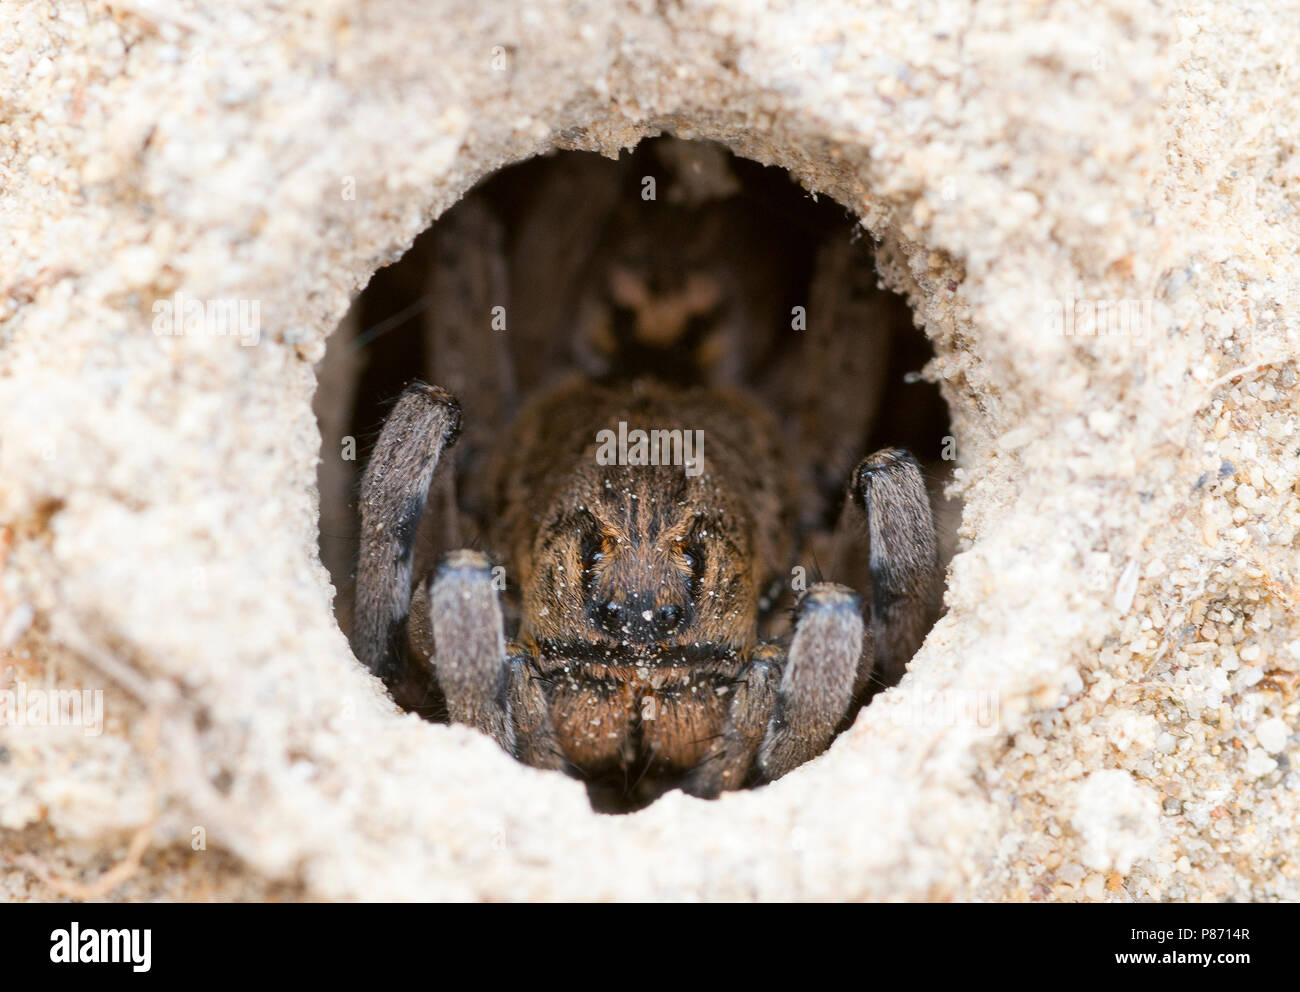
[756, 583, 863, 782]
[839, 447, 938, 692]
[353, 382, 461, 686]
[502, 653, 565, 772]
[683, 653, 778, 798]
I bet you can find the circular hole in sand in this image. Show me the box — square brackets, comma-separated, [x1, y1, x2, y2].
[315, 138, 960, 811]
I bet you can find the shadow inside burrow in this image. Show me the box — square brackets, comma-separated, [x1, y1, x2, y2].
[313, 137, 959, 812]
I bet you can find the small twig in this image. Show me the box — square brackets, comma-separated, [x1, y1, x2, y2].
[6, 710, 162, 900]
[1203, 355, 1291, 398]
[9, 819, 154, 901]
[5, 627, 229, 901]
[1189, 354, 1293, 416]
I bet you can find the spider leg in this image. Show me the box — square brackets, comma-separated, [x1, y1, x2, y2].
[793, 237, 893, 525]
[509, 154, 622, 392]
[352, 382, 460, 688]
[429, 551, 513, 749]
[756, 583, 864, 782]
[685, 584, 862, 795]
[425, 198, 514, 519]
[430, 550, 564, 764]
[753, 234, 893, 532]
[833, 447, 938, 693]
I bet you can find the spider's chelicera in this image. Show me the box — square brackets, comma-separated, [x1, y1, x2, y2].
[353, 374, 938, 805]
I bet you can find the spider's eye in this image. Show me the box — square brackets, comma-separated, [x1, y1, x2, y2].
[675, 539, 704, 576]
[575, 508, 605, 568]
[679, 541, 706, 603]
[580, 525, 608, 574]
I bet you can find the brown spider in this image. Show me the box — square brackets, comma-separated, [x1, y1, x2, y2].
[347, 141, 940, 807]
[353, 374, 936, 804]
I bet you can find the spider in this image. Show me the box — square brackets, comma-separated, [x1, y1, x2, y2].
[352, 374, 937, 804]
[347, 141, 940, 806]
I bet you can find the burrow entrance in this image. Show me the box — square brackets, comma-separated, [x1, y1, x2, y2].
[315, 137, 958, 810]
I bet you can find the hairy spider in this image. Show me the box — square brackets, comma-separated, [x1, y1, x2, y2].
[353, 374, 937, 804]
[347, 141, 940, 807]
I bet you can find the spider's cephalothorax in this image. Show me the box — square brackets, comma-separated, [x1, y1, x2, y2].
[354, 374, 938, 804]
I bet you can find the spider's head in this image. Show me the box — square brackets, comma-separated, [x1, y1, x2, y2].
[522, 462, 758, 659]
[579, 502, 698, 646]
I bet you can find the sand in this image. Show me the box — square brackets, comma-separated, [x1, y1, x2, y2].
[0, 0, 1297, 901]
